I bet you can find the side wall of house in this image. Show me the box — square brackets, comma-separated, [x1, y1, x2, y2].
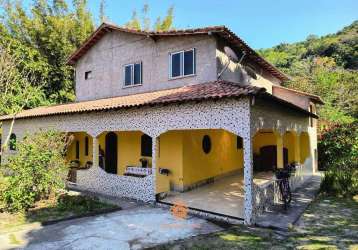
[216, 38, 281, 93]
[251, 98, 318, 214]
[75, 32, 218, 101]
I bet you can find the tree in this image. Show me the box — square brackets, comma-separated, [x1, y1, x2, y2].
[0, 130, 70, 212]
[258, 21, 358, 124]
[154, 6, 174, 32]
[99, 0, 107, 23]
[0, 45, 47, 151]
[125, 4, 174, 31]
[0, 0, 95, 104]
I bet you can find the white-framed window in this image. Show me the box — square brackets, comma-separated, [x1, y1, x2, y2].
[169, 48, 196, 79]
[84, 71, 93, 80]
[124, 62, 142, 86]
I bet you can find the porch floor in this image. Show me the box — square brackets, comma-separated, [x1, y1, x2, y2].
[163, 174, 245, 218]
[162, 172, 272, 218]
[162, 173, 274, 219]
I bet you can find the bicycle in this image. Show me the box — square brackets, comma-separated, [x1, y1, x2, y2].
[275, 164, 296, 210]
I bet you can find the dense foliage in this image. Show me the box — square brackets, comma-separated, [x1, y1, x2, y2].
[319, 122, 358, 196]
[259, 21, 358, 124]
[0, 0, 95, 104]
[0, 1, 174, 107]
[0, 46, 47, 117]
[0, 131, 69, 212]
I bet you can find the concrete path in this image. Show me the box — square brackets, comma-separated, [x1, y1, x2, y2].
[255, 174, 322, 231]
[0, 206, 222, 250]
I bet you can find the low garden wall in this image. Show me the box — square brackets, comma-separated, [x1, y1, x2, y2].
[74, 167, 155, 202]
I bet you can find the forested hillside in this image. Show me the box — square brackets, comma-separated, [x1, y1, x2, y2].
[259, 21, 358, 124]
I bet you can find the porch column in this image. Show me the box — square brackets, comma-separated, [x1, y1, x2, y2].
[276, 132, 284, 168]
[92, 136, 99, 167]
[151, 136, 158, 202]
[243, 135, 254, 225]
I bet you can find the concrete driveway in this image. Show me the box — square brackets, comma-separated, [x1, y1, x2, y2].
[0, 206, 222, 250]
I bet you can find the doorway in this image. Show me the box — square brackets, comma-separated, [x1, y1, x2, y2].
[105, 132, 118, 174]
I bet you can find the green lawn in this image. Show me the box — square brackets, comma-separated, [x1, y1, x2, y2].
[152, 195, 358, 250]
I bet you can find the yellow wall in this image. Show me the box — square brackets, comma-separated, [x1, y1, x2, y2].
[182, 129, 243, 188]
[156, 129, 244, 193]
[283, 131, 300, 163]
[157, 131, 184, 192]
[300, 132, 310, 164]
[66, 132, 93, 166]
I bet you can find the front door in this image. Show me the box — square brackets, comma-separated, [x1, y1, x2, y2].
[105, 132, 118, 174]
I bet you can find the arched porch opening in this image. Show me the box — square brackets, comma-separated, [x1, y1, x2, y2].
[97, 131, 153, 176]
[157, 128, 245, 219]
[66, 132, 93, 168]
[253, 129, 282, 172]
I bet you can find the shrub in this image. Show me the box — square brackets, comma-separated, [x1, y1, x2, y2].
[319, 121, 358, 196]
[0, 130, 70, 212]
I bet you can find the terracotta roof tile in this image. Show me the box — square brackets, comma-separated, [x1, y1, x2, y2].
[0, 81, 264, 121]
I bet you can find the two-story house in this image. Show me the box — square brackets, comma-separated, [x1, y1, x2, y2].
[0, 23, 323, 224]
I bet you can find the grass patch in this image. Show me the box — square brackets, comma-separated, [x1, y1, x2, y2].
[0, 191, 118, 233]
[151, 195, 358, 250]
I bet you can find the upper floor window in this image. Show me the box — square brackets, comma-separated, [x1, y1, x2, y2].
[85, 71, 92, 80]
[169, 48, 196, 79]
[124, 62, 142, 87]
[9, 133, 16, 151]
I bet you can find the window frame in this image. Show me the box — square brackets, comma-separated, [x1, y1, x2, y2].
[75, 140, 80, 160]
[141, 134, 152, 157]
[85, 136, 89, 156]
[236, 136, 243, 150]
[123, 62, 142, 87]
[84, 70, 93, 80]
[169, 48, 196, 79]
[9, 133, 17, 151]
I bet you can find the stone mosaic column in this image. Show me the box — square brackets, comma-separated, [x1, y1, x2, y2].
[151, 136, 158, 202]
[92, 136, 99, 167]
[243, 134, 254, 225]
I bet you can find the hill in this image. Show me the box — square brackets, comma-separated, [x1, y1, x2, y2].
[258, 21, 358, 124]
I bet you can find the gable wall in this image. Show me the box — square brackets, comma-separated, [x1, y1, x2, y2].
[75, 32, 217, 101]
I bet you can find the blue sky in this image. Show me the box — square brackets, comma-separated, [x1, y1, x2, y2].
[17, 0, 357, 49]
[86, 0, 357, 49]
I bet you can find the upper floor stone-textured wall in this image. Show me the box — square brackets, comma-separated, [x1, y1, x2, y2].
[216, 38, 281, 93]
[75, 32, 217, 101]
